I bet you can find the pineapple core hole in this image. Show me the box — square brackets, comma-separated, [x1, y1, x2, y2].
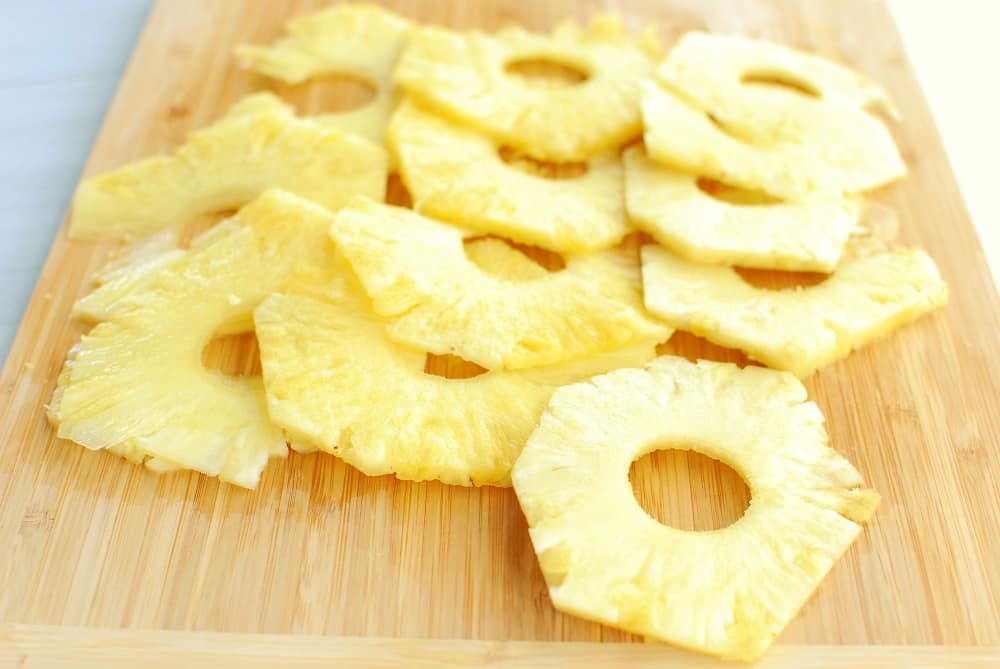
[740, 70, 821, 98]
[202, 331, 262, 377]
[505, 58, 589, 86]
[498, 146, 588, 180]
[385, 174, 413, 208]
[272, 74, 377, 115]
[464, 236, 567, 274]
[630, 448, 750, 531]
[696, 178, 782, 207]
[734, 267, 829, 290]
[424, 353, 489, 379]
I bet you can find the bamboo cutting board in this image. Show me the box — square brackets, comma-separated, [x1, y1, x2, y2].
[1, 0, 998, 666]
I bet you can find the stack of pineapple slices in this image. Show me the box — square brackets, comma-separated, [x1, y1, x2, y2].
[48, 5, 950, 662]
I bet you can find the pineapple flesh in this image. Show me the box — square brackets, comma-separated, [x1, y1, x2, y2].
[641, 240, 948, 377]
[329, 197, 671, 370]
[236, 4, 411, 145]
[70, 93, 387, 239]
[50, 190, 338, 488]
[624, 145, 860, 272]
[395, 15, 660, 161]
[512, 356, 880, 661]
[388, 99, 629, 254]
[643, 33, 905, 200]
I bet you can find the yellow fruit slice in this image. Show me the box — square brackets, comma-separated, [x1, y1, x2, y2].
[641, 240, 948, 377]
[624, 145, 860, 272]
[395, 15, 659, 161]
[236, 4, 411, 145]
[512, 356, 880, 661]
[50, 190, 336, 487]
[643, 33, 905, 199]
[388, 99, 628, 253]
[70, 93, 387, 239]
[329, 197, 671, 370]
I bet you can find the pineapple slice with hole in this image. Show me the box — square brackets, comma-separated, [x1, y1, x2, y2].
[236, 4, 411, 145]
[623, 145, 860, 272]
[395, 15, 660, 161]
[49, 190, 338, 488]
[329, 197, 671, 370]
[388, 99, 628, 254]
[512, 356, 880, 661]
[641, 239, 948, 377]
[70, 93, 387, 239]
[643, 32, 905, 199]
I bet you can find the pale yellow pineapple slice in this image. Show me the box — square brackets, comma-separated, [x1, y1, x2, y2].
[329, 197, 671, 370]
[395, 15, 660, 161]
[70, 93, 387, 239]
[236, 4, 411, 145]
[623, 145, 859, 272]
[50, 190, 338, 487]
[513, 356, 879, 661]
[641, 240, 948, 377]
[388, 99, 628, 253]
[643, 33, 905, 199]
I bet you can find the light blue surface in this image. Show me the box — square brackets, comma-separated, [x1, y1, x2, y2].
[0, 0, 153, 360]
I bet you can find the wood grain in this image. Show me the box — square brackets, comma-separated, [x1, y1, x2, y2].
[0, 0, 997, 662]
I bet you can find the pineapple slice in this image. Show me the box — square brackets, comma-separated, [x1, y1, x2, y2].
[70, 93, 387, 239]
[329, 197, 671, 370]
[236, 4, 411, 145]
[388, 99, 628, 253]
[395, 15, 660, 161]
[641, 240, 948, 377]
[513, 356, 879, 661]
[50, 190, 337, 488]
[643, 33, 905, 199]
[624, 145, 860, 272]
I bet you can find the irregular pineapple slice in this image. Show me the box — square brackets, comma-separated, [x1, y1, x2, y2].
[624, 145, 860, 272]
[329, 198, 671, 370]
[641, 241, 948, 377]
[50, 190, 337, 487]
[513, 356, 879, 661]
[643, 33, 905, 199]
[236, 4, 411, 145]
[395, 15, 659, 161]
[70, 93, 387, 239]
[388, 99, 628, 253]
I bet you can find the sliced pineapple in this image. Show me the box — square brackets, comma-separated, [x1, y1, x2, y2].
[70, 93, 387, 239]
[236, 4, 411, 145]
[624, 145, 860, 272]
[388, 99, 628, 253]
[329, 197, 671, 370]
[50, 190, 337, 487]
[643, 32, 905, 199]
[395, 15, 660, 161]
[512, 356, 880, 661]
[641, 240, 948, 377]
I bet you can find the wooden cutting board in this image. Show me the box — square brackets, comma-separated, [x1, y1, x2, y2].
[1, 0, 998, 666]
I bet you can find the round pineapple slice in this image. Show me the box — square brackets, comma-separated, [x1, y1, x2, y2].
[329, 197, 671, 371]
[70, 93, 388, 240]
[395, 15, 660, 161]
[512, 356, 880, 661]
[624, 145, 860, 272]
[641, 240, 948, 377]
[643, 33, 905, 199]
[49, 190, 337, 488]
[236, 4, 411, 145]
[388, 99, 628, 254]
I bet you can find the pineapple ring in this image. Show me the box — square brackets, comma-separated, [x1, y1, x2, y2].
[70, 93, 387, 240]
[643, 33, 905, 199]
[641, 241, 948, 377]
[624, 145, 860, 272]
[329, 197, 671, 371]
[389, 99, 629, 254]
[395, 15, 660, 161]
[50, 191, 338, 488]
[512, 356, 880, 661]
[236, 5, 411, 146]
